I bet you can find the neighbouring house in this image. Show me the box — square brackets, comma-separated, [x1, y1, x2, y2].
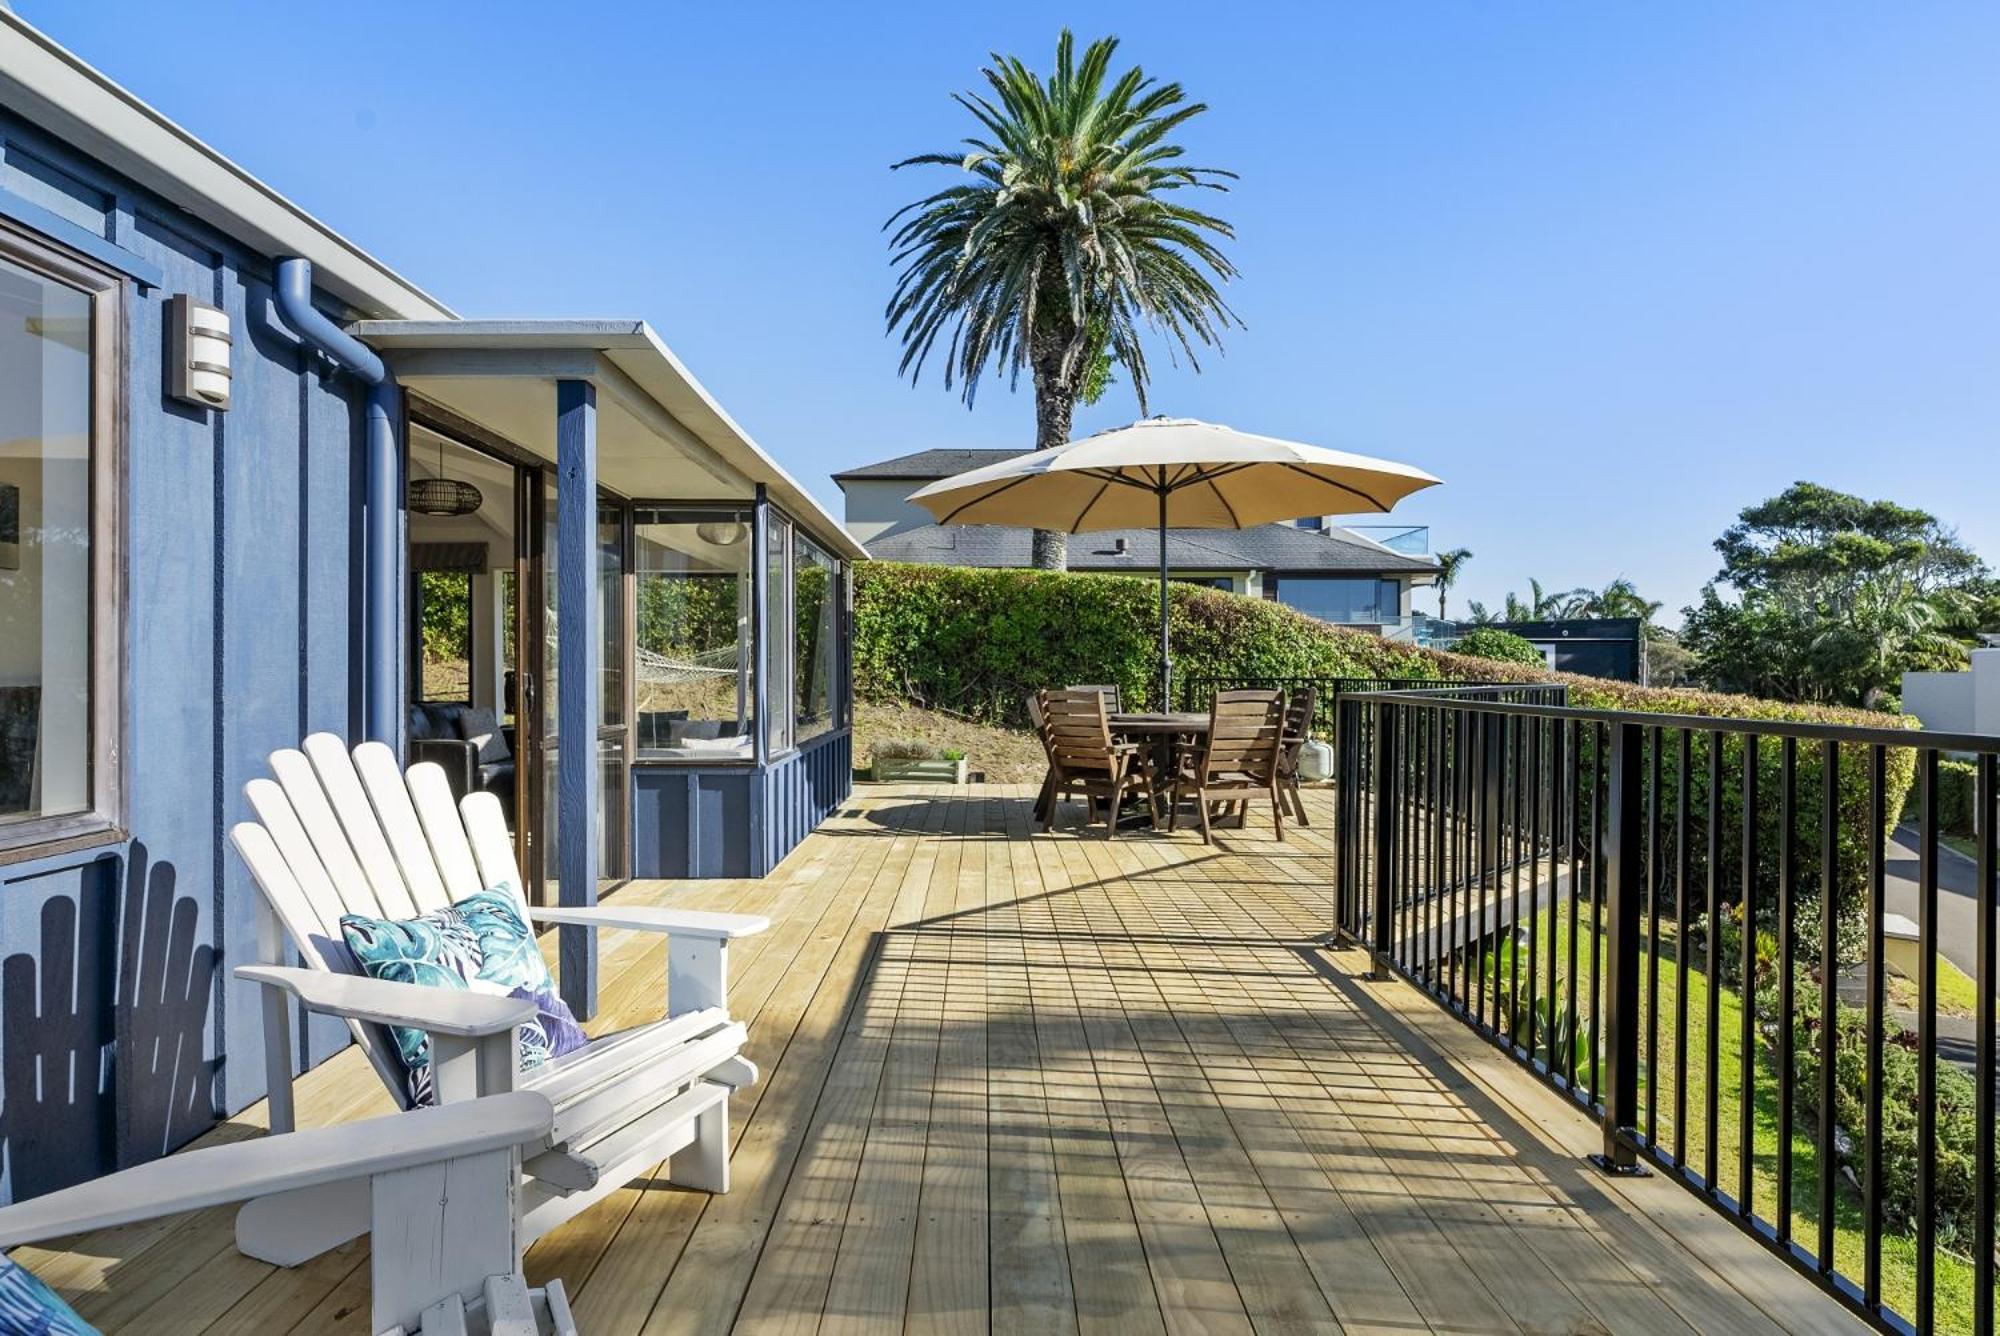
[0, 11, 862, 1203]
[1474, 617, 1646, 683]
[1903, 646, 2000, 739]
[836, 447, 1440, 638]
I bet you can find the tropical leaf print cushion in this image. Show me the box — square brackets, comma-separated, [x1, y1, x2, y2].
[0, 1254, 95, 1335]
[340, 886, 586, 1106]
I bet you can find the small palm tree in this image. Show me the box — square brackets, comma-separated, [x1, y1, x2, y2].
[886, 31, 1241, 568]
[1433, 547, 1472, 620]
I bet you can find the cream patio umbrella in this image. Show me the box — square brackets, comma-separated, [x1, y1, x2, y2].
[905, 417, 1442, 708]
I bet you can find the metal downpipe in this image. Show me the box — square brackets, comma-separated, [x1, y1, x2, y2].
[272, 258, 402, 746]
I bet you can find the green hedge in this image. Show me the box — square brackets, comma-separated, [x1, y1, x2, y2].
[1933, 758, 1979, 839]
[1453, 625, 1545, 666]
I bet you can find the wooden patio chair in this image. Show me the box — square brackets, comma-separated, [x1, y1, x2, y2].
[1037, 688, 1158, 837]
[1066, 683, 1123, 713]
[1276, 684, 1319, 825]
[0, 1091, 576, 1335]
[228, 734, 767, 1272]
[1027, 691, 1056, 824]
[1167, 689, 1287, 843]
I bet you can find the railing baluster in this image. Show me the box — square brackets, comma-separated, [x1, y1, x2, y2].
[1371, 702, 1396, 981]
[1528, 716, 1543, 1065]
[1647, 725, 1661, 1148]
[1977, 751, 1996, 1336]
[1567, 718, 1582, 1091]
[1591, 720, 1606, 1108]
[1917, 748, 1938, 1329]
[1816, 739, 1838, 1274]
[1777, 735, 1797, 1244]
[1675, 727, 1691, 1171]
[1705, 730, 1721, 1195]
[1739, 734, 1759, 1220]
[1511, 713, 1525, 1051]
[1864, 742, 1885, 1311]
[1594, 719, 1644, 1174]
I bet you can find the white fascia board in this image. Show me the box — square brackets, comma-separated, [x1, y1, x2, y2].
[0, 12, 453, 319]
[350, 319, 867, 561]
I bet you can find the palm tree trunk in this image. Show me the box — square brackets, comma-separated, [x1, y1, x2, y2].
[1029, 356, 1076, 571]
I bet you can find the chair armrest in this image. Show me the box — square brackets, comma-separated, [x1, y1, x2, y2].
[235, 965, 534, 1037]
[527, 906, 770, 940]
[0, 1092, 555, 1249]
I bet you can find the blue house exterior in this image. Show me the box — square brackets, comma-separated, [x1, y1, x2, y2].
[0, 13, 858, 1203]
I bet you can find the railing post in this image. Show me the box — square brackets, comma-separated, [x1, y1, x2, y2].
[1335, 697, 1358, 933]
[1592, 719, 1649, 1175]
[1371, 702, 1398, 979]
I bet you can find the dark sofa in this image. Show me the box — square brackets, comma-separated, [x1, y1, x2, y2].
[409, 701, 515, 822]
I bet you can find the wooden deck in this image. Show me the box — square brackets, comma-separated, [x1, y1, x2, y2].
[19, 785, 1865, 1334]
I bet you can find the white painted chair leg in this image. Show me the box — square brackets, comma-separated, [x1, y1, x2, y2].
[368, 1146, 521, 1336]
[667, 1099, 729, 1193]
[255, 898, 297, 1134]
[235, 1177, 370, 1265]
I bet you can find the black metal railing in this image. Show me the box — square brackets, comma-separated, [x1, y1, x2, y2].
[1334, 689, 1998, 1335]
[1176, 674, 1567, 737]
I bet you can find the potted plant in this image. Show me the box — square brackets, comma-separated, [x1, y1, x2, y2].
[871, 739, 969, 783]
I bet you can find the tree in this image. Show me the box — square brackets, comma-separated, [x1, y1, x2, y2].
[886, 31, 1240, 569]
[1433, 547, 1472, 620]
[1682, 481, 1991, 707]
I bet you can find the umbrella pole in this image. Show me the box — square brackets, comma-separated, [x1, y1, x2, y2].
[1157, 481, 1171, 711]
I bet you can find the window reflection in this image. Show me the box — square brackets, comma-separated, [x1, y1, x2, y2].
[633, 508, 755, 761]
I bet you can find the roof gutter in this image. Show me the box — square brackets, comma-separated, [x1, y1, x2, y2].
[273, 258, 402, 747]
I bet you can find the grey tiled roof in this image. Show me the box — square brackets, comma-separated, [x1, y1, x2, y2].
[832, 448, 1030, 482]
[865, 521, 1437, 574]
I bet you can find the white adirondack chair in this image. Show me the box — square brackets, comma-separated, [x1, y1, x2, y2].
[228, 733, 768, 1268]
[0, 1091, 577, 1336]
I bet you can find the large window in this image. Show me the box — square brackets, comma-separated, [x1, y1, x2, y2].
[0, 228, 118, 853]
[1274, 576, 1400, 625]
[632, 508, 754, 761]
[794, 535, 840, 744]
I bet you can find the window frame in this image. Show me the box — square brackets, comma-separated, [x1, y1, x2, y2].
[0, 216, 126, 864]
[627, 501, 760, 768]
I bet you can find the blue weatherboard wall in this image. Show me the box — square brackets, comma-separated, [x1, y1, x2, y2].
[631, 729, 851, 880]
[0, 112, 364, 1203]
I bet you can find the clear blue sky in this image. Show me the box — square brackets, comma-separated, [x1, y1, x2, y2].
[22, 2, 2000, 624]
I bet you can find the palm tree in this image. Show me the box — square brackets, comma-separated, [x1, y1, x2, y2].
[1433, 547, 1472, 621]
[886, 31, 1241, 568]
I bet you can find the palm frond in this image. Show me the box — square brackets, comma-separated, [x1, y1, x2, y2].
[886, 29, 1239, 414]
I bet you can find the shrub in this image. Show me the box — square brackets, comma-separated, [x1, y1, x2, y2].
[1777, 968, 1981, 1247]
[1929, 758, 1980, 838]
[1452, 626, 1544, 666]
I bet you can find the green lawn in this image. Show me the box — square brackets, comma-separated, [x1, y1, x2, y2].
[1470, 904, 1980, 1333]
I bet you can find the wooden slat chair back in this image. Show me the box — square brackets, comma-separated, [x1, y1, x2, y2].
[1167, 689, 1287, 844]
[229, 732, 769, 1272]
[1066, 683, 1123, 714]
[1035, 689, 1157, 837]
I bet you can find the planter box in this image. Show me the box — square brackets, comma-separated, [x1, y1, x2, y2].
[872, 756, 969, 784]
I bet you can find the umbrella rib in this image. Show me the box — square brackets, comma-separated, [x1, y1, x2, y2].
[1280, 463, 1390, 512]
[1071, 478, 1112, 531]
[936, 473, 1038, 525]
[1077, 468, 1156, 491]
[1206, 475, 1242, 527]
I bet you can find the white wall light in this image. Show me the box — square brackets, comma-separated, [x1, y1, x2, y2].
[167, 294, 231, 410]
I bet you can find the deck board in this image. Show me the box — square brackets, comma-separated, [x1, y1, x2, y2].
[24, 783, 1867, 1335]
